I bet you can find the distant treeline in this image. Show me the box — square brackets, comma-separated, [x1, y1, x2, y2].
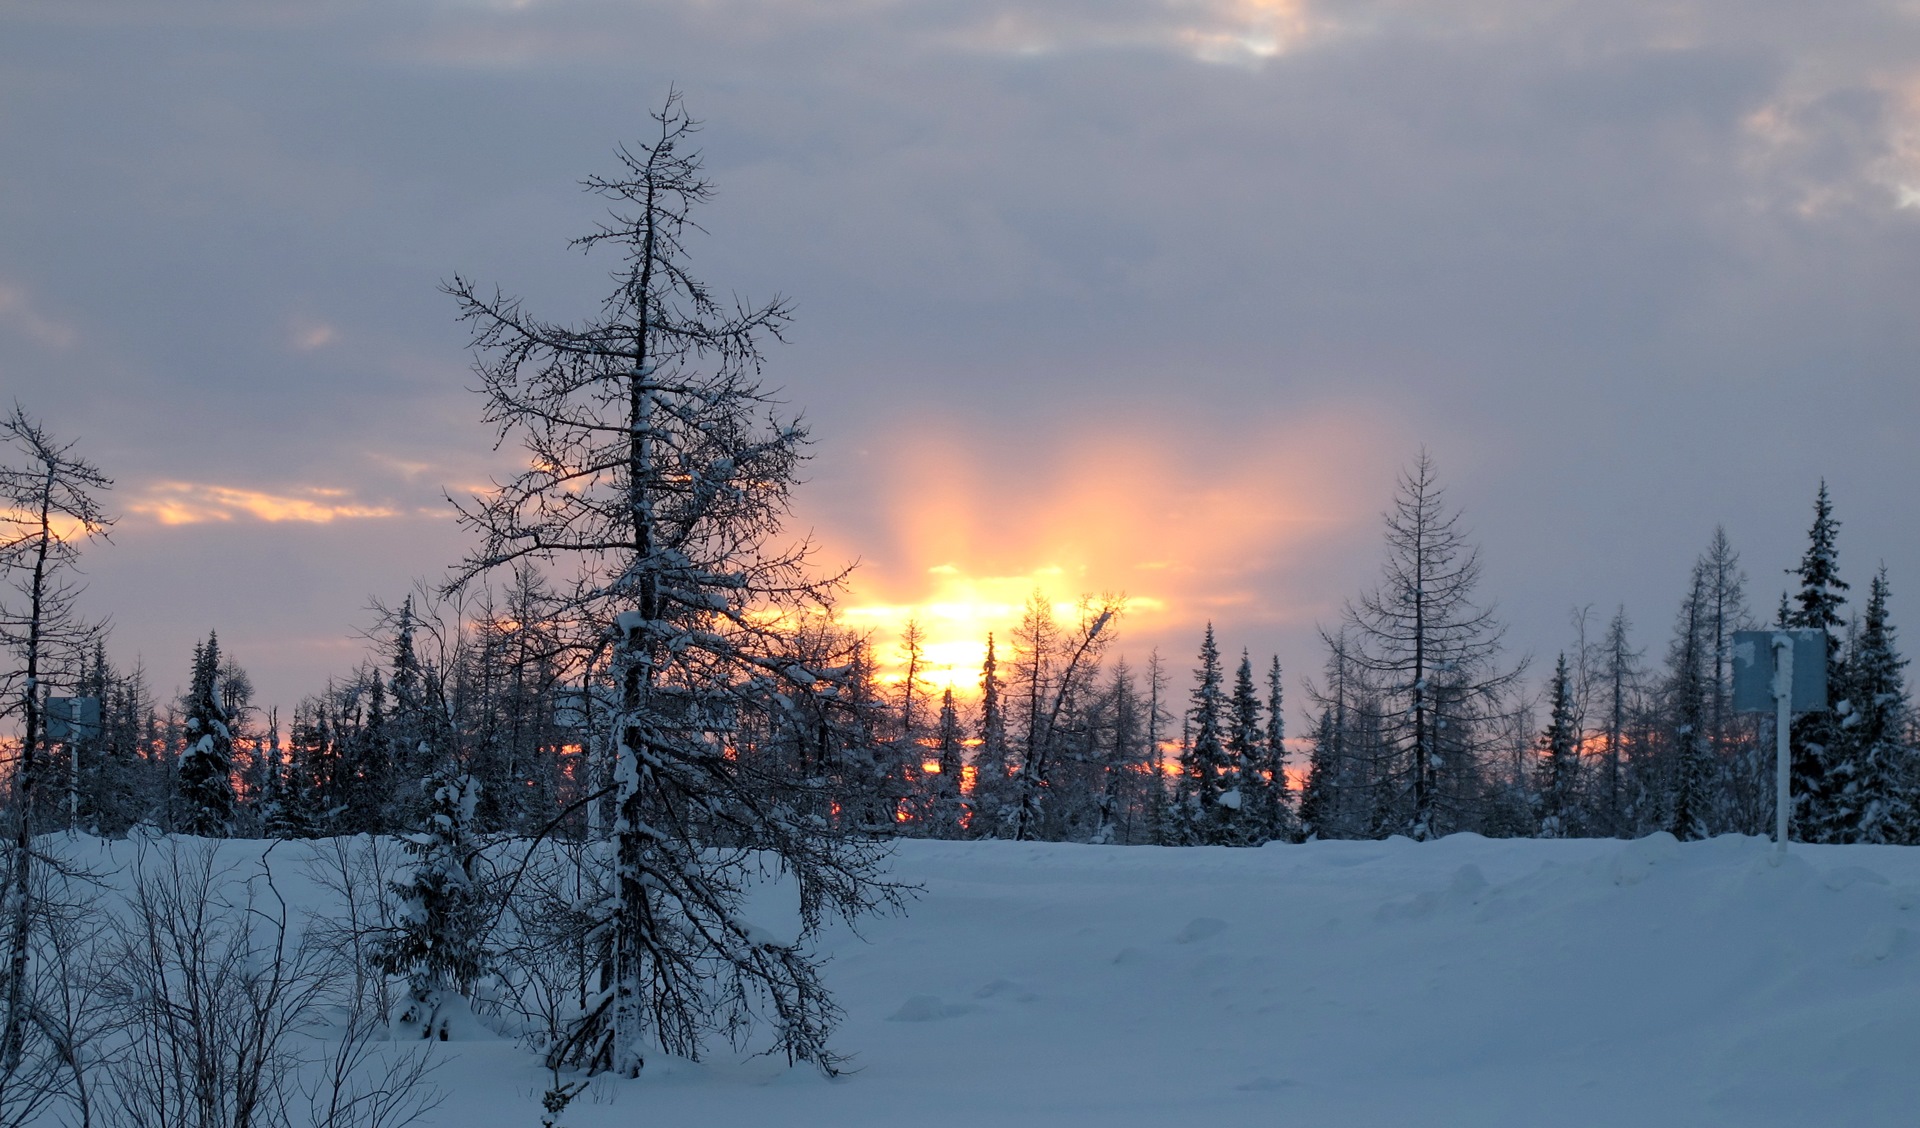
[39, 466, 1915, 851]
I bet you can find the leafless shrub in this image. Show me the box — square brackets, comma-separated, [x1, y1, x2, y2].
[0, 846, 114, 1128]
[102, 842, 438, 1128]
[303, 837, 405, 1025]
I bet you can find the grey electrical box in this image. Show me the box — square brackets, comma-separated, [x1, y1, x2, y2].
[1731, 630, 1827, 714]
[45, 696, 101, 742]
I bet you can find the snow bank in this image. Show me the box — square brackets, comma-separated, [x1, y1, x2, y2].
[53, 833, 1920, 1127]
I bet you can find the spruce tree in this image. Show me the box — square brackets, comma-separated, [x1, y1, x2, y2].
[373, 760, 488, 1041]
[269, 703, 327, 839]
[1225, 652, 1262, 844]
[333, 675, 391, 835]
[971, 634, 1009, 837]
[1302, 628, 1362, 840]
[1257, 656, 1293, 843]
[1300, 708, 1335, 840]
[1535, 653, 1580, 838]
[929, 689, 965, 837]
[386, 595, 434, 826]
[1666, 571, 1713, 842]
[255, 707, 283, 834]
[1597, 607, 1640, 837]
[177, 633, 235, 836]
[1176, 625, 1234, 844]
[1786, 482, 1849, 841]
[1844, 569, 1912, 843]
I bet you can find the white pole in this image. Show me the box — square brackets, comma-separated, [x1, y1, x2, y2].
[1773, 633, 1793, 856]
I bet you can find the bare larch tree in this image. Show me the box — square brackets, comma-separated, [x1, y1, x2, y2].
[1340, 451, 1521, 840]
[0, 405, 111, 1115]
[444, 94, 901, 1078]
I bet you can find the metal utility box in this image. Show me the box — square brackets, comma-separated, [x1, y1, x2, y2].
[1731, 629, 1828, 714]
[45, 696, 101, 742]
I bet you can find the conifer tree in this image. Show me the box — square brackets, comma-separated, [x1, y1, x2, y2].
[373, 759, 488, 1041]
[1665, 571, 1712, 842]
[971, 634, 1009, 837]
[446, 95, 899, 1076]
[1256, 656, 1292, 843]
[1699, 527, 1750, 754]
[0, 406, 111, 1086]
[1339, 453, 1521, 839]
[1535, 653, 1580, 837]
[1300, 708, 1335, 840]
[1091, 658, 1142, 844]
[929, 688, 966, 836]
[386, 594, 434, 825]
[1842, 569, 1912, 843]
[335, 675, 391, 835]
[176, 633, 236, 836]
[1302, 629, 1361, 840]
[1596, 607, 1641, 837]
[1176, 625, 1234, 844]
[1143, 649, 1171, 845]
[269, 702, 328, 839]
[254, 707, 283, 834]
[1785, 482, 1849, 841]
[1225, 651, 1262, 844]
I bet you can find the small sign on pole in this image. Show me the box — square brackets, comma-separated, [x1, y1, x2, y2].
[1731, 631, 1826, 714]
[1731, 629, 1827, 856]
[45, 696, 101, 743]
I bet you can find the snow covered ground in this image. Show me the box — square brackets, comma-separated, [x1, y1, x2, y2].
[71, 833, 1920, 1126]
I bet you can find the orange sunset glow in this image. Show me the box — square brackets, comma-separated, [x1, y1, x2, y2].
[820, 409, 1399, 693]
[127, 481, 403, 526]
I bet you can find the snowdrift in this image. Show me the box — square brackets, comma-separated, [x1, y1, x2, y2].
[60, 833, 1920, 1127]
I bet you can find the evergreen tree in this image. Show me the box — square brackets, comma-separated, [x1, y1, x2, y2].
[1596, 607, 1641, 837]
[929, 688, 966, 837]
[373, 760, 488, 1041]
[1176, 625, 1234, 844]
[1224, 652, 1262, 844]
[176, 633, 235, 836]
[1535, 653, 1580, 838]
[385, 594, 435, 826]
[334, 674, 391, 835]
[1255, 656, 1292, 843]
[971, 634, 1009, 837]
[255, 707, 283, 835]
[1300, 708, 1335, 840]
[86, 651, 154, 835]
[269, 702, 328, 839]
[1665, 570, 1712, 842]
[1302, 628, 1365, 840]
[1785, 482, 1850, 841]
[1842, 569, 1912, 843]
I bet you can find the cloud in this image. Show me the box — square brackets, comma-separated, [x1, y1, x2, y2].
[7, 0, 1920, 713]
[289, 319, 339, 351]
[0, 282, 77, 350]
[126, 482, 402, 526]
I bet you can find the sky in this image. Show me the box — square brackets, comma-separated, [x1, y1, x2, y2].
[3, 0, 1919, 715]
